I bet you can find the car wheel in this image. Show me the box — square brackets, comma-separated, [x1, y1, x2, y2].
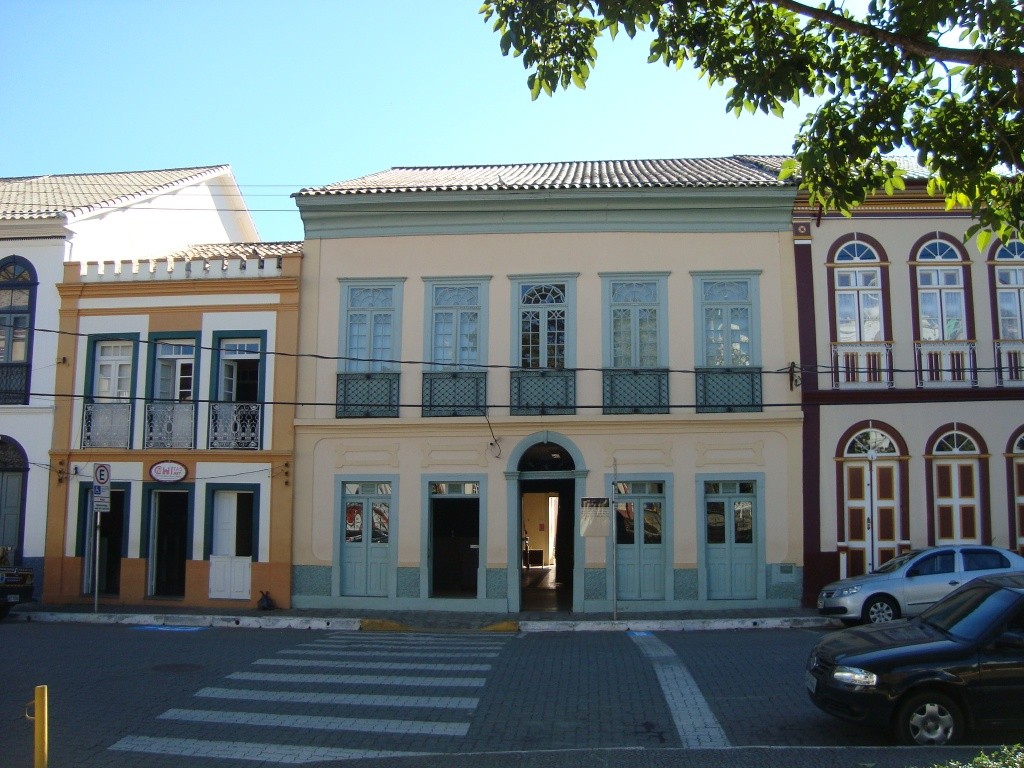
[895, 691, 963, 746]
[862, 595, 899, 624]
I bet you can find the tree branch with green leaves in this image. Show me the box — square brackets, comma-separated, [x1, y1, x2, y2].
[481, 0, 1024, 247]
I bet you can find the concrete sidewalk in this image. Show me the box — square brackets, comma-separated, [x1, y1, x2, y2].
[5, 602, 839, 633]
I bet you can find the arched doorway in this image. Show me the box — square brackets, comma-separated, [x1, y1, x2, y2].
[0, 436, 27, 563]
[517, 440, 576, 612]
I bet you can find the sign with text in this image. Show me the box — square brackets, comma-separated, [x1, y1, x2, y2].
[93, 463, 111, 514]
[580, 497, 611, 538]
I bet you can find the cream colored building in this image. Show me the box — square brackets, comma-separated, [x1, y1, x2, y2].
[291, 158, 805, 614]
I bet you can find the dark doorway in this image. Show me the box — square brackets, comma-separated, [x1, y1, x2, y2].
[150, 491, 188, 597]
[520, 477, 575, 612]
[97, 489, 125, 594]
[431, 498, 479, 597]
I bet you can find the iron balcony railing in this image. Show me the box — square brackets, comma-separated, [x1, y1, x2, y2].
[831, 342, 894, 388]
[144, 402, 196, 449]
[82, 402, 133, 448]
[0, 362, 29, 405]
[510, 369, 576, 415]
[208, 402, 262, 449]
[915, 340, 977, 387]
[995, 339, 1024, 386]
[336, 372, 401, 418]
[422, 371, 486, 417]
[695, 367, 762, 413]
[602, 368, 669, 414]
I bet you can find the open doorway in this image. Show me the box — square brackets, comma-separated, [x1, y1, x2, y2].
[82, 486, 125, 596]
[149, 490, 189, 597]
[520, 478, 574, 611]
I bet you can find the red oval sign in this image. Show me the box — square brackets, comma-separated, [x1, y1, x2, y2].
[149, 461, 188, 483]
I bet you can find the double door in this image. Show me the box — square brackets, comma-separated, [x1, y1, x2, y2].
[704, 483, 756, 599]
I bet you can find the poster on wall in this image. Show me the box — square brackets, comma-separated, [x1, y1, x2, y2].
[580, 497, 611, 538]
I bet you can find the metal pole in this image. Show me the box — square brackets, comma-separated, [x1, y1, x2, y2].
[34, 684, 48, 768]
[93, 492, 100, 613]
[611, 460, 618, 622]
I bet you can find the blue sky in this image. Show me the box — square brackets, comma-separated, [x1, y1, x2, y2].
[2, 0, 815, 242]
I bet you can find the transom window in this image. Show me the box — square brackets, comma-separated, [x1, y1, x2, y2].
[519, 282, 567, 369]
[834, 243, 884, 343]
[431, 285, 480, 369]
[996, 241, 1024, 340]
[346, 285, 396, 373]
[610, 280, 660, 368]
[698, 277, 755, 367]
[916, 240, 966, 341]
[429, 482, 480, 496]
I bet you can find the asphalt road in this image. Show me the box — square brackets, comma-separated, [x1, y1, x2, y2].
[3, 621, 1021, 768]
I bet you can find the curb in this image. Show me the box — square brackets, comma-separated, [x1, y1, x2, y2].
[8, 611, 837, 633]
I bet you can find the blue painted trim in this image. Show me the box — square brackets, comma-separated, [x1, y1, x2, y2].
[421, 474, 488, 599]
[338, 279, 406, 373]
[694, 472, 767, 601]
[421, 277, 491, 371]
[332, 474, 400, 598]
[599, 273, 669, 368]
[604, 472, 674, 601]
[509, 275, 578, 369]
[296, 188, 797, 239]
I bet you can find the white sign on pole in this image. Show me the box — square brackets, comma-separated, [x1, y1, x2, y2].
[93, 463, 111, 514]
[580, 497, 611, 538]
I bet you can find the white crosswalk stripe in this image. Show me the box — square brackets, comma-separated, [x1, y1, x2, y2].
[108, 631, 514, 763]
[195, 686, 479, 709]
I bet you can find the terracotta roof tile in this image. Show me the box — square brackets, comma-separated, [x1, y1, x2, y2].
[297, 156, 795, 197]
[0, 166, 232, 220]
[161, 242, 301, 261]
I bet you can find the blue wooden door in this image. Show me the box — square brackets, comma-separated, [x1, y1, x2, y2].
[705, 488, 756, 599]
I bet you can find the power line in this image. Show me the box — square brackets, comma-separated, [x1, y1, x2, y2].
[26, 324, 805, 376]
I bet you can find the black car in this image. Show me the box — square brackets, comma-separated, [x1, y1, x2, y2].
[806, 572, 1024, 745]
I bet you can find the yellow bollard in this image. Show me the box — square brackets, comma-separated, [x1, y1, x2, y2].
[25, 685, 48, 768]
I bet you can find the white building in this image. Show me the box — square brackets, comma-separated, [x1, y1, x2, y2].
[0, 167, 258, 594]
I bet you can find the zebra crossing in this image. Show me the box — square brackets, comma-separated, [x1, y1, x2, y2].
[109, 631, 514, 764]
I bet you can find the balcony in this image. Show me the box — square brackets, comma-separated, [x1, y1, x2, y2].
[695, 367, 762, 413]
[831, 342, 893, 388]
[422, 371, 486, 417]
[82, 402, 132, 448]
[208, 402, 262, 449]
[510, 369, 575, 415]
[915, 340, 976, 387]
[144, 403, 195, 449]
[602, 369, 669, 414]
[336, 372, 400, 418]
[0, 362, 29, 405]
[995, 339, 1024, 386]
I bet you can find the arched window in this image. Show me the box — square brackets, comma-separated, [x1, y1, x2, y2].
[994, 240, 1024, 384]
[829, 238, 892, 387]
[0, 256, 36, 405]
[928, 427, 985, 544]
[912, 236, 974, 385]
[0, 435, 28, 560]
[839, 426, 905, 576]
[1008, 430, 1024, 553]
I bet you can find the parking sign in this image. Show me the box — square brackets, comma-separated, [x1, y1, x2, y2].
[93, 463, 111, 514]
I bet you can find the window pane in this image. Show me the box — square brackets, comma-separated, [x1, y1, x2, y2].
[706, 502, 726, 544]
[643, 502, 662, 544]
[734, 502, 753, 544]
[616, 502, 635, 544]
[372, 502, 389, 543]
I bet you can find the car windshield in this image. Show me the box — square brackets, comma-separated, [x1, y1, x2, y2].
[873, 551, 919, 574]
[918, 584, 1020, 640]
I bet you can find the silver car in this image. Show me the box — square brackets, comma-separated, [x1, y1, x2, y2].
[817, 545, 1024, 625]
